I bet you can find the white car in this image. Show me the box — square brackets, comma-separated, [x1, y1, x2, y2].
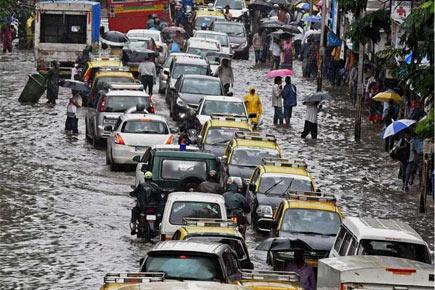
[213, 0, 248, 19]
[127, 29, 168, 64]
[196, 96, 248, 125]
[185, 37, 221, 57]
[106, 113, 174, 171]
[193, 30, 232, 55]
[159, 192, 227, 241]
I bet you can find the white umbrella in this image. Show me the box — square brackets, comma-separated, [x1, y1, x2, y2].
[382, 119, 416, 139]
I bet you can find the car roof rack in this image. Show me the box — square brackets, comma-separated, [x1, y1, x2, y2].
[234, 131, 276, 142]
[262, 158, 307, 169]
[103, 83, 144, 91]
[211, 114, 248, 122]
[89, 55, 121, 61]
[103, 272, 165, 284]
[240, 270, 300, 282]
[287, 191, 336, 203]
[183, 218, 237, 228]
[98, 66, 131, 72]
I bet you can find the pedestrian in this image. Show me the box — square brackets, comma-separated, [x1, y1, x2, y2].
[394, 132, 411, 191]
[306, 39, 319, 78]
[65, 97, 78, 135]
[173, 30, 185, 50]
[138, 56, 157, 95]
[272, 76, 283, 126]
[197, 170, 222, 194]
[252, 29, 263, 64]
[223, 5, 233, 21]
[383, 100, 397, 152]
[282, 76, 297, 126]
[404, 134, 423, 192]
[284, 250, 316, 290]
[270, 38, 281, 70]
[243, 86, 263, 129]
[46, 61, 60, 105]
[0, 24, 14, 53]
[301, 101, 321, 139]
[281, 38, 293, 69]
[268, 4, 279, 18]
[349, 62, 358, 106]
[214, 58, 234, 95]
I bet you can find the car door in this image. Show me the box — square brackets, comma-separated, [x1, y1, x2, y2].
[247, 168, 261, 208]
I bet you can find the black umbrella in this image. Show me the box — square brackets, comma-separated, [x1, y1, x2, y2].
[248, 2, 273, 12]
[271, 30, 293, 39]
[307, 31, 321, 41]
[303, 91, 333, 103]
[281, 24, 300, 34]
[59, 79, 90, 93]
[256, 238, 312, 252]
[268, 0, 289, 6]
[101, 31, 129, 47]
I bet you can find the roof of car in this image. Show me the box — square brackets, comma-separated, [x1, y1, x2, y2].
[154, 149, 217, 159]
[283, 199, 341, 214]
[188, 38, 220, 49]
[202, 96, 243, 102]
[182, 225, 242, 238]
[342, 217, 426, 244]
[169, 52, 202, 58]
[150, 240, 228, 255]
[94, 71, 134, 78]
[120, 113, 167, 122]
[167, 191, 225, 203]
[182, 74, 220, 81]
[232, 138, 280, 150]
[208, 119, 251, 130]
[174, 57, 209, 65]
[106, 90, 149, 97]
[151, 144, 199, 151]
[214, 20, 244, 26]
[195, 31, 228, 37]
[261, 165, 310, 176]
[86, 58, 122, 68]
[128, 29, 161, 35]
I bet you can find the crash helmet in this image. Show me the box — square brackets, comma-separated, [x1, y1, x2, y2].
[201, 23, 207, 30]
[144, 171, 153, 180]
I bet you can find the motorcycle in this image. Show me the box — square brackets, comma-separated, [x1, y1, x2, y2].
[132, 204, 162, 242]
[230, 209, 248, 238]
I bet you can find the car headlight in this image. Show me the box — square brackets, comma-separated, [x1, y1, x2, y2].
[238, 42, 248, 49]
[256, 205, 273, 216]
[230, 43, 238, 48]
[176, 97, 186, 107]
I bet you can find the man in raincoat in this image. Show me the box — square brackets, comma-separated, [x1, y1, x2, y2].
[243, 86, 262, 129]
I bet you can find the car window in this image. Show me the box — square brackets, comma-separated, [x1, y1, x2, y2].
[105, 96, 148, 113]
[334, 227, 347, 252]
[172, 64, 208, 79]
[230, 147, 280, 167]
[206, 127, 249, 145]
[258, 175, 313, 195]
[195, 17, 222, 29]
[338, 233, 351, 256]
[213, 23, 245, 37]
[121, 120, 169, 134]
[215, 0, 244, 10]
[169, 201, 222, 225]
[281, 208, 341, 236]
[187, 236, 247, 259]
[202, 100, 245, 116]
[181, 78, 222, 95]
[347, 236, 357, 255]
[163, 56, 174, 68]
[161, 159, 207, 180]
[144, 254, 223, 281]
[187, 47, 219, 58]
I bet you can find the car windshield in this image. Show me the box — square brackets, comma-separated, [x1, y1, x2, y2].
[170, 201, 222, 225]
[357, 239, 431, 264]
[144, 254, 222, 281]
[214, 23, 245, 37]
[130, 32, 161, 42]
[215, 0, 244, 10]
[187, 236, 246, 259]
[127, 39, 151, 50]
[202, 100, 245, 116]
[173, 64, 208, 79]
[196, 33, 229, 46]
[104, 96, 148, 113]
[181, 79, 222, 95]
[161, 159, 207, 180]
[122, 120, 168, 134]
[187, 47, 219, 58]
[230, 148, 280, 166]
[281, 208, 341, 236]
[206, 127, 249, 145]
[259, 175, 313, 195]
[195, 17, 222, 29]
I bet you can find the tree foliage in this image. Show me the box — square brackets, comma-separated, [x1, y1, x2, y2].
[347, 9, 391, 44]
[337, 0, 367, 18]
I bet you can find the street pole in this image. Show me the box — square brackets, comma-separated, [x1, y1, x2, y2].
[316, 0, 327, 92]
[354, 10, 365, 142]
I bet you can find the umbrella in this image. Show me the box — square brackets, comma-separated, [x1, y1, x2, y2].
[281, 24, 301, 34]
[162, 26, 186, 34]
[265, 69, 294, 78]
[248, 2, 273, 12]
[296, 2, 319, 12]
[373, 90, 402, 103]
[271, 30, 293, 39]
[256, 238, 312, 252]
[268, 0, 289, 6]
[59, 79, 90, 93]
[303, 91, 333, 102]
[303, 15, 321, 23]
[383, 119, 416, 139]
[100, 31, 129, 47]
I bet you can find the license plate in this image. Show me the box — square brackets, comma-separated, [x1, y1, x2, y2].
[146, 215, 156, 221]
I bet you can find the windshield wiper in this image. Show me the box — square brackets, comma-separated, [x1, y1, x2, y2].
[209, 139, 230, 145]
[290, 231, 323, 235]
[264, 180, 283, 195]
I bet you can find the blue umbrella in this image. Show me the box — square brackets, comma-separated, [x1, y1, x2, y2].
[382, 119, 416, 139]
[303, 15, 321, 23]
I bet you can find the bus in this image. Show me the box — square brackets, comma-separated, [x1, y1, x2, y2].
[107, 0, 172, 33]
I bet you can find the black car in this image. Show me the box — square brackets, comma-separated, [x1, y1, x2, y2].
[211, 21, 250, 60]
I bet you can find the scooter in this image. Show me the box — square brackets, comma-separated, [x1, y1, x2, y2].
[132, 205, 162, 242]
[230, 209, 247, 238]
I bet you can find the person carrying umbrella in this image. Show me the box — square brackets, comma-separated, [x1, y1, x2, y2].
[301, 101, 321, 139]
[268, 4, 279, 17]
[243, 86, 263, 129]
[270, 37, 282, 70]
[272, 76, 283, 126]
[284, 250, 316, 290]
[282, 76, 297, 127]
[1, 23, 14, 53]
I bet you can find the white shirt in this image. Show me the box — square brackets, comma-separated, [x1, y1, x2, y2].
[271, 42, 281, 57]
[138, 61, 157, 78]
[305, 103, 319, 123]
[67, 103, 77, 116]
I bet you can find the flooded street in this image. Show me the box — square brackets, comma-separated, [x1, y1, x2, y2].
[0, 50, 433, 289]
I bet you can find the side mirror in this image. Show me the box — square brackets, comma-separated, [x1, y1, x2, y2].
[226, 91, 234, 96]
[248, 113, 257, 118]
[104, 125, 113, 131]
[248, 183, 256, 192]
[132, 155, 141, 162]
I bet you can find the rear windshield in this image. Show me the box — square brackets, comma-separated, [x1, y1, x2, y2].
[105, 96, 149, 112]
[95, 77, 134, 92]
[187, 236, 246, 259]
[122, 120, 168, 134]
[144, 254, 222, 281]
[172, 64, 208, 79]
[196, 33, 229, 46]
[213, 23, 245, 37]
[357, 239, 431, 264]
[161, 159, 207, 180]
[170, 201, 221, 225]
[181, 78, 222, 95]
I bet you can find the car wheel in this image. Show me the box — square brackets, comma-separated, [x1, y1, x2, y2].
[105, 149, 110, 165]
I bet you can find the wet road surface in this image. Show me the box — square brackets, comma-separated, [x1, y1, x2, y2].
[0, 50, 433, 289]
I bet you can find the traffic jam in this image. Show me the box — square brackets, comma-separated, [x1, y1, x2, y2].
[15, 0, 434, 289]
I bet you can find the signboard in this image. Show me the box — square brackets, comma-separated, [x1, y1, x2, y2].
[391, 0, 412, 23]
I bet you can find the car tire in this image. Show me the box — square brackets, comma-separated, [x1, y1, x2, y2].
[85, 120, 91, 141]
[105, 149, 110, 165]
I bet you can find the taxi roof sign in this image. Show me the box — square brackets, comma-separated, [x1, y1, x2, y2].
[183, 218, 237, 228]
[211, 113, 248, 122]
[262, 158, 307, 169]
[98, 66, 131, 72]
[287, 191, 337, 203]
[89, 55, 120, 61]
[103, 272, 165, 284]
[103, 83, 144, 91]
[235, 131, 277, 142]
[240, 270, 300, 282]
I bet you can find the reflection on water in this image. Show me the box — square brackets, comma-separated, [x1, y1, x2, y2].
[0, 50, 432, 289]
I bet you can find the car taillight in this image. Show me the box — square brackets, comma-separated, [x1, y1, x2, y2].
[114, 133, 125, 145]
[148, 105, 155, 114]
[99, 95, 107, 112]
[165, 135, 174, 144]
[386, 268, 416, 275]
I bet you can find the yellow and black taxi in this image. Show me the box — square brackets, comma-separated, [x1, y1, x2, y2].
[247, 158, 317, 232]
[270, 192, 344, 271]
[199, 115, 252, 157]
[82, 56, 123, 84]
[235, 270, 303, 290]
[194, 6, 226, 30]
[221, 132, 282, 185]
[172, 218, 253, 269]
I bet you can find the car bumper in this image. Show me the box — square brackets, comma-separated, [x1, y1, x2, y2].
[96, 126, 112, 139]
[254, 214, 273, 232]
[232, 46, 249, 58]
[111, 144, 149, 164]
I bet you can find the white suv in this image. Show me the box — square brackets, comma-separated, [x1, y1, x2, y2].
[329, 217, 431, 264]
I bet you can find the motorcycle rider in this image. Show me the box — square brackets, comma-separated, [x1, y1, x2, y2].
[223, 178, 251, 216]
[197, 170, 222, 194]
[129, 171, 164, 235]
[178, 108, 201, 145]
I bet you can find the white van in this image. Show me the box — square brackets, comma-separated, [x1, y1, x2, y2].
[329, 217, 431, 264]
[159, 192, 227, 241]
[318, 256, 434, 290]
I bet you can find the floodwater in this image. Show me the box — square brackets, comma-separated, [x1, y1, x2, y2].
[0, 50, 433, 289]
